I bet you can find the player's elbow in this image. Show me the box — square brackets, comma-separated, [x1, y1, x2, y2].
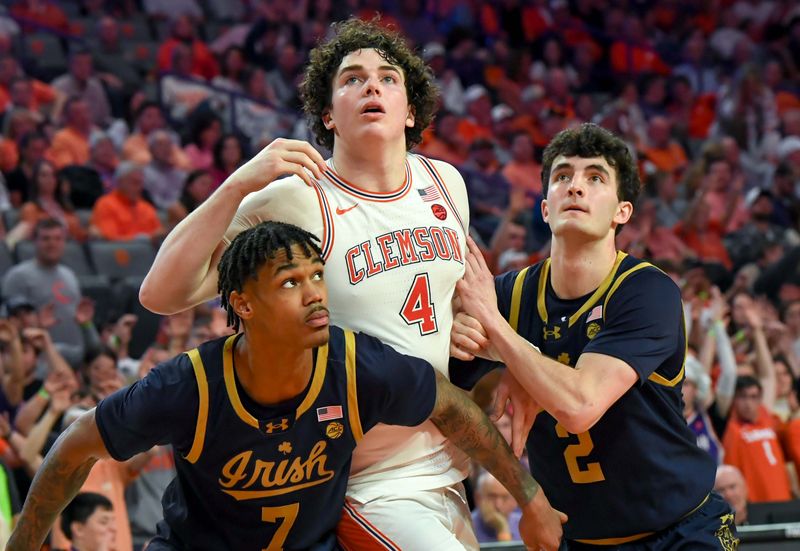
[553, 399, 603, 434]
[139, 275, 183, 315]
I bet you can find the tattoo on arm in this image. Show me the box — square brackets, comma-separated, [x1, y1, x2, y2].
[7, 412, 104, 551]
[429, 371, 539, 506]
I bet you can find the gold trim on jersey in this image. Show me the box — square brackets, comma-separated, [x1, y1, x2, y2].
[575, 494, 710, 545]
[223, 335, 258, 428]
[184, 347, 209, 464]
[344, 330, 364, 442]
[536, 260, 550, 323]
[536, 252, 627, 327]
[574, 531, 654, 545]
[510, 266, 531, 330]
[296, 344, 329, 419]
[602, 261, 686, 387]
[602, 262, 653, 321]
[223, 334, 330, 429]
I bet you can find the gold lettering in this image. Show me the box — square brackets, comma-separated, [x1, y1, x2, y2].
[219, 441, 337, 501]
[219, 451, 252, 488]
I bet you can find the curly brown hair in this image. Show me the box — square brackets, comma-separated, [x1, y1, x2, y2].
[299, 18, 439, 151]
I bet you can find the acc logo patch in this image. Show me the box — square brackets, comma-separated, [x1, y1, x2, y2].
[586, 322, 601, 340]
[326, 422, 344, 439]
[431, 204, 447, 220]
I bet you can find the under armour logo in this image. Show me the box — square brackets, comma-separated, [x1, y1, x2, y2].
[264, 418, 290, 434]
[543, 325, 561, 340]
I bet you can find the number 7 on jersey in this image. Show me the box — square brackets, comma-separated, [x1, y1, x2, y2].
[401, 273, 438, 335]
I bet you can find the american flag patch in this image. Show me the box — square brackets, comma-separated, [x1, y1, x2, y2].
[317, 405, 343, 422]
[418, 185, 442, 202]
[587, 305, 602, 322]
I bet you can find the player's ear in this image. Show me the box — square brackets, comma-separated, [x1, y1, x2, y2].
[541, 198, 550, 223]
[614, 200, 633, 225]
[322, 110, 334, 130]
[229, 291, 254, 321]
[406, 106, 415, 128]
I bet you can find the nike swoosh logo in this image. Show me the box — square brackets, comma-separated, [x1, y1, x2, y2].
[336, 204, 359, 215]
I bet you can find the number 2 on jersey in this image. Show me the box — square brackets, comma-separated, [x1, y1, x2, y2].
[556, 423, 606, 484]
[401, 273, 438, 335]
[262, 503, 299, 551]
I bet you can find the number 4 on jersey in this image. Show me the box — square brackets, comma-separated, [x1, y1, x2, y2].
[401, 273, 438, 335]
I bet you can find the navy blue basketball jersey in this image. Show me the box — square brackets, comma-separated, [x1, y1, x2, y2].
[95, 326, 436, 550]
[495, 252, 716, 544]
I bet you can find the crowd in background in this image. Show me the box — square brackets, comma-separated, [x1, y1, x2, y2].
[0, 0, 797, 548]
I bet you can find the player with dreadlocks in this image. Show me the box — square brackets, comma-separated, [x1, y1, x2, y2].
[9, 221, 564, 551]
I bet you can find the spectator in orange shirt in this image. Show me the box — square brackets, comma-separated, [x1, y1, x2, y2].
[456, 85, 494, 146]
[48, 97, 94, 169]
[609, 15, 671, 76]
[156, 15, 219, 80]
[0, 57, 59, 117]
[89, 162, 164, 243]
[4, 75, 59, 122]
[722, 376, 791, 503]
[640, 116, 689, 175]
[417, 111, 468, 165]
[0, 108, 37, 173]
[501, 132, 542, 199]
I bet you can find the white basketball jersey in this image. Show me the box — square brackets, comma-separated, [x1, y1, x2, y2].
[315, 154, 470, 497]
[225, 153, 471, 499]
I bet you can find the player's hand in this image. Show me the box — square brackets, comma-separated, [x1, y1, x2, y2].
[450, 312, 499, 361]
[519, 488, 567, 551]
[227, 138, 327, 194]
[456, 236, 503, 332]
[492, 369, 540, 457]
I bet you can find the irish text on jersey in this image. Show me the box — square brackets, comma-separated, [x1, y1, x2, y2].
[345, 226, 463, 285]
[218, 441, 335, 500]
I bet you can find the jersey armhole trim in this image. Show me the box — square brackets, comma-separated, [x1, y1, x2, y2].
[184, 348, 209, 464]
[344, 331, 364, 443]
[311, 181, 335, 261]
[510, 267, 531, 331]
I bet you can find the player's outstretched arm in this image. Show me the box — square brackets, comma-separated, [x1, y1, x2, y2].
[140, 139, 327, 314]
[429, 371, 566, 551]
[7, 409, 109, 551]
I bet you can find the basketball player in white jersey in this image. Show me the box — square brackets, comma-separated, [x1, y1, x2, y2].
[140, 19, 562, 550]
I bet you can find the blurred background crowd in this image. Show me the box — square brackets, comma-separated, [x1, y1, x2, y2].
[0, 0, 797, 548]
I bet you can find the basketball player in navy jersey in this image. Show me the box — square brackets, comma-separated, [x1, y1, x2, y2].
[8, 221, 565, 551]
[451, 124, 738, 549]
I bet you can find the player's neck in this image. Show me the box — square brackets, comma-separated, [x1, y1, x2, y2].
[234, 335, 313, 406]
[549, 236, 618, 299]
[331, 140, 407, 193]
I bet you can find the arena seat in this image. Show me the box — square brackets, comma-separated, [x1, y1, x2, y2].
[87, 240, 156, 280]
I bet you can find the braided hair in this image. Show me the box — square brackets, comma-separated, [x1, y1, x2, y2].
[217, 221, 323, 332]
